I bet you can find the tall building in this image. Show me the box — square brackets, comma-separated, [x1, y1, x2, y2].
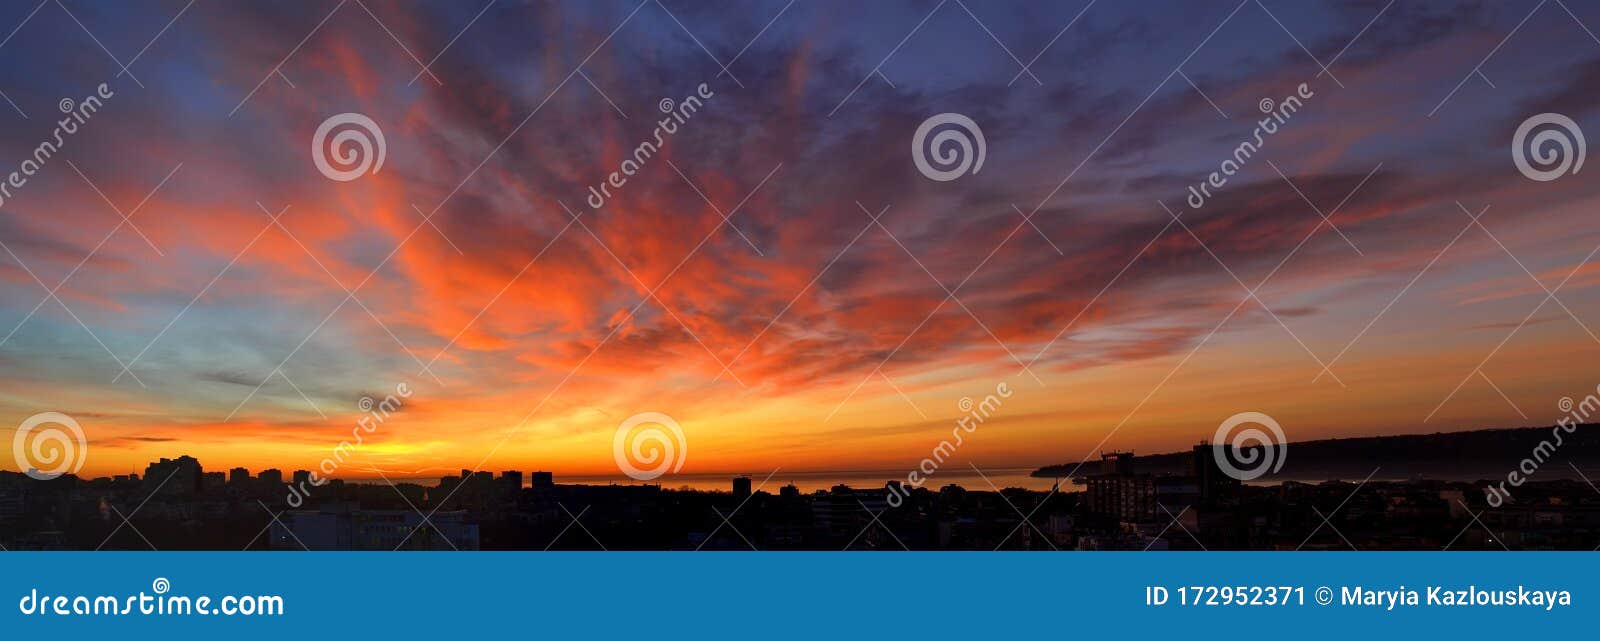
[732, 476, 752, 499]
[471, 471, 493, 498]
[1083, 452, 1155, 523]
[259, 469, 284, 487]
[498, 471, 523, 503]
[813, 485, 890, 542]
[1192, 442, 1241, 506]
[439, 471, 494, 509]
[144, 456, 202, 497]
[436, 474, 461, 499]
[1099, 451, 1134, 476]
[201, 471, 226, 494]
[229, 467, 250, 486]
[292, 470, 312, 487]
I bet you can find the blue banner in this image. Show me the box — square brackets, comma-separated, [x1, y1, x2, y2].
[2, 552, 1590, 638]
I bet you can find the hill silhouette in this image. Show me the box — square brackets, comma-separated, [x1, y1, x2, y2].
[1032, 423, 1600, 482]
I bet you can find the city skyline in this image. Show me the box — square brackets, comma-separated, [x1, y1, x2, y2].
[19, 415, 1600, 494]
[8, 440, 1596, 551]
[2, 1, 1600, 481]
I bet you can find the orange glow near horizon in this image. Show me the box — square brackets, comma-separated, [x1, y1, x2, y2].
[4, 2, 1600, 486]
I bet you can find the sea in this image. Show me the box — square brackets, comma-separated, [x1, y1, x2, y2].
[343, 467, 1064, 493]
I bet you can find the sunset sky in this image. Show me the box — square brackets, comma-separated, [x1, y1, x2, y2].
[2, 0, 1600, 480]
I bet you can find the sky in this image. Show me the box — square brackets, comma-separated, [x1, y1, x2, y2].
[2, 0, 1600, 481]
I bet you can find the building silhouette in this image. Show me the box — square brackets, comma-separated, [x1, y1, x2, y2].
[202, 472, 226, 494]
[8, 436, 1600, 551]
[1192, 442, 1241, 506]
[143, 456, 202, 497]
[1083, 452, 1155, 522]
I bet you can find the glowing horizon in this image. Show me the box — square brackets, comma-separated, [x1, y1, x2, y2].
[3, 1, 1600, 483]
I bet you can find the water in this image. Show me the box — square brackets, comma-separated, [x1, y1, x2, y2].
[344, 467, 1064, 494]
